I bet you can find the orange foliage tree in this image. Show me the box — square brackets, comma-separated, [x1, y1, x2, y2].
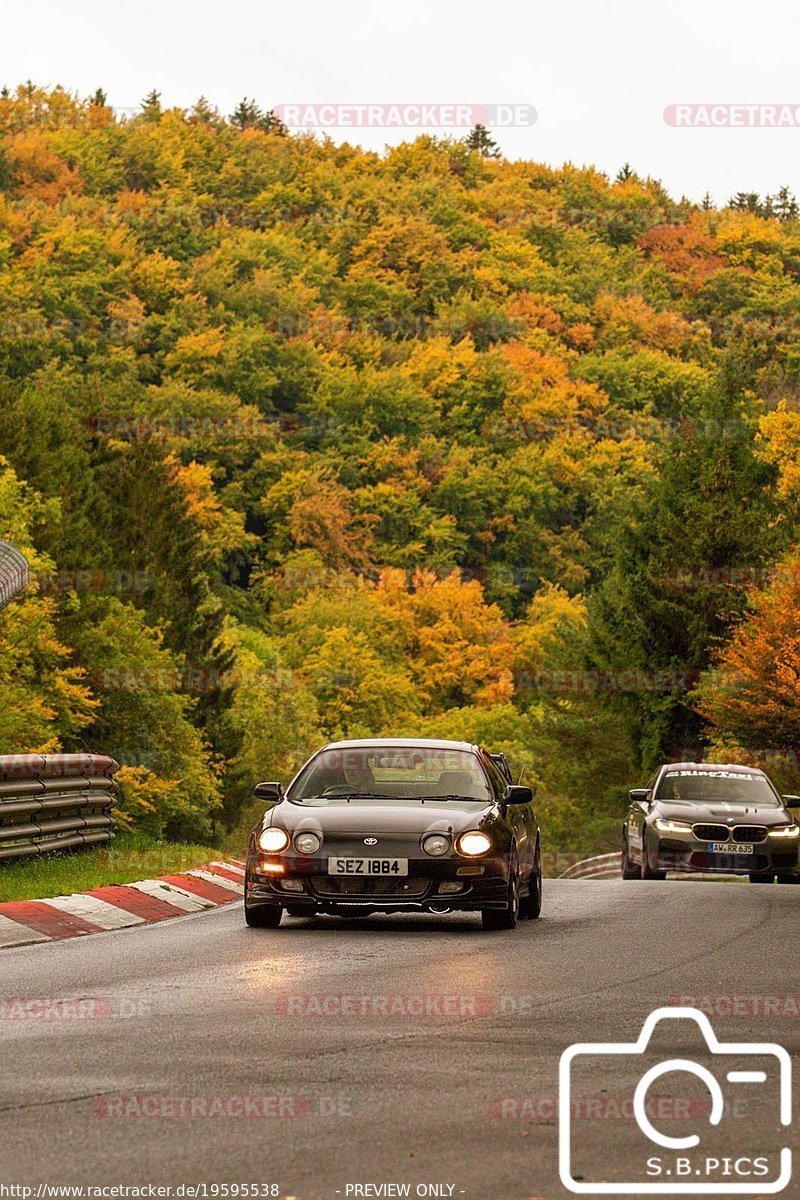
[695, 557, 800, 750]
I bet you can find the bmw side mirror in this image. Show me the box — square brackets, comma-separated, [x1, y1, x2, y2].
[629, 788, 650, 805]
[504, 784, 533, 805]
[254, 781, 284, 802]
[782, 794, 800, 808]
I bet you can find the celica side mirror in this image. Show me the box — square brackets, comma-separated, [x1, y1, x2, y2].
[629, 788, 650, 805]
[254, 781, 284, 803]
[505, 784, 534, 805]
[782, 794, 800, 808]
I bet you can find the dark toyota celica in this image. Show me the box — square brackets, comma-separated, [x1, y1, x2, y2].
[244, 738, 542, 930]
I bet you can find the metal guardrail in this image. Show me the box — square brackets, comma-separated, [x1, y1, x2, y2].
[0, 754, 119, 861]
[0, 540, 29, 612]
[558, 851, 621, 880]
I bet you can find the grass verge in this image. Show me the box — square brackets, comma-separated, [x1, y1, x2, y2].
[0, 832, 220, 903]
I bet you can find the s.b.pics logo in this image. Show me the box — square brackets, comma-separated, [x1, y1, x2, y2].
[559, 1007, 792, 1194]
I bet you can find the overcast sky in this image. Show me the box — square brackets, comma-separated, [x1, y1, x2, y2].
[3, 0, 800, 204]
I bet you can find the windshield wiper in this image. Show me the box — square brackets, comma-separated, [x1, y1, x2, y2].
[431, 793, 485, 802]
[392, 793, 486, 803]
[311, 791, 392, 803]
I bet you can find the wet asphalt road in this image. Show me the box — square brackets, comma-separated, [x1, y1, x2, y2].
[0, 878, 798, 1199]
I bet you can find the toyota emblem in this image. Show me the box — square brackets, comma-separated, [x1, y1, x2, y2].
[363, 837, 378, 845]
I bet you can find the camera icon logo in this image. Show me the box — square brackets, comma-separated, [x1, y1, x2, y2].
[559, 1006, 792, 1194]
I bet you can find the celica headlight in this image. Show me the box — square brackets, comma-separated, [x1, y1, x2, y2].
[767, 825, 800, 839]
[422, 833, 451, 857]
[258, 827, 290, 852]
[294, 831, 322, 854]
[654, 818, 692, 834]
[455, 831, 492, 857]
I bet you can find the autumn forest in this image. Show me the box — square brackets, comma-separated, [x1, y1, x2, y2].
[2, 84, 800, 852]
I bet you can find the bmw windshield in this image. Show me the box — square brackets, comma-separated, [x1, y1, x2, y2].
[655, 769, 782, 808]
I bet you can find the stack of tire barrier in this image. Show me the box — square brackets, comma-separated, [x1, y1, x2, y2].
[0, 754, 119, 861]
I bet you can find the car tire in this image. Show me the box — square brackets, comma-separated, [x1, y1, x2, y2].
[641, 842, 667, 880]
[777, 874, 800, 884]
[244, 881, 283, 928]
[245, 903, 283, 927]
[482, 855, 520, 931]
[621, 833, 641, 879]
[519, 843, 542, 919]
[750, 872, 775, 884]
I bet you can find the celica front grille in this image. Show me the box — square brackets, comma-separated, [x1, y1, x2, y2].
[312, 876, 430, 898]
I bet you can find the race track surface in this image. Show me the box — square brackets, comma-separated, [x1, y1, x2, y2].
[1, 879, 797, 1198]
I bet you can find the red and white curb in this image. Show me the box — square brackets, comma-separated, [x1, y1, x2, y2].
[0, 860, 245, 948]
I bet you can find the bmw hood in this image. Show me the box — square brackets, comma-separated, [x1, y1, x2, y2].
[654, 801, 793, 827]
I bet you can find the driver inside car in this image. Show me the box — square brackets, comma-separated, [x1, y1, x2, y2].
[343, 760, 377, 794]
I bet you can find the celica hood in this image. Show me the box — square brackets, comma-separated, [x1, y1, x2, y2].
[264, 798, 495, 837]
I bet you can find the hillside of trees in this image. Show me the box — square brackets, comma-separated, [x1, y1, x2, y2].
[2, 84, 800, 851]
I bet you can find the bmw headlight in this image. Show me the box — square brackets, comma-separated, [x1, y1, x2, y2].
[258, 827, 290, 852]
[767, 825, 800, 839]
[422, 833, 450, 857]
[456, 831, 492, 857]
[654, 818, 692, 834]
[294, 831, 322, 854]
